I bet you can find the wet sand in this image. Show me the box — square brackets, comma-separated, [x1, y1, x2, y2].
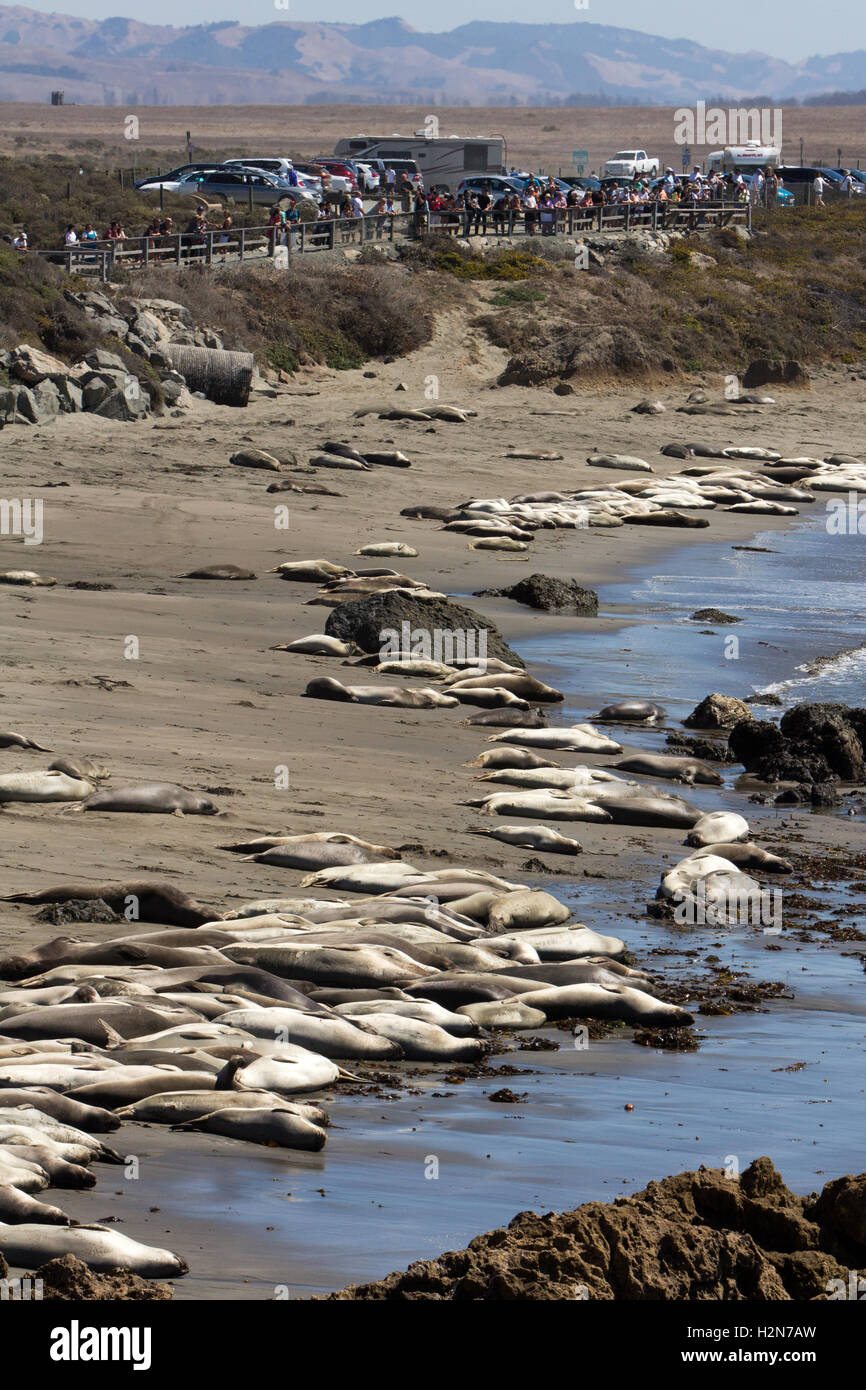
[1, 340, 864, 1295]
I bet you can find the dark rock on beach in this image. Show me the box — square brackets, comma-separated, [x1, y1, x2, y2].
[742, 359, 810, 389]
[478, 574, 599, 616]
[684, 693, 753, 730]
[325, 592, 524, 667]
[666, 732, 736, 763]
[325, 1158, 863, 1300]
[16, 1254, 174, 1301]
[690, 608, 741, 624]
[729, 703, 866, 784]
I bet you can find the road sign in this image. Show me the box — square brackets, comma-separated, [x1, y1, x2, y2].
[572, 149, 589, 174]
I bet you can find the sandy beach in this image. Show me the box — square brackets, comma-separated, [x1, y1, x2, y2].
[1, 327, 864, 1296]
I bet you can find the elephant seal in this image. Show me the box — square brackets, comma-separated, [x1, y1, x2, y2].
[690, 842, 792, 874]
[403, 973, 538, 1010]
[271, 634, 358, 656]
[486, 891, 570, 933]
[587, 792, 699, 829]
[611, 753, 723, 786]
[517, 983, 694, 1026]
[485, 926, 624, 960]
[496, 961, 657, 993]
[229, 1048, 341, 1095]
[469, 748, 559, 770]
[0, 1221, 188, 1276]
[67, 1071, 218, 1108]
[179, 564, 257, 580]
[355, 542, 418, 558]
[486, 725, 622, 753]
[0, 770, 91, 803]
[351, 1014, 483, 1062]
[333, 1000, 477, 1036]
[0, 1187, 71, 1225]
[0, 1001, 201, 1045]
[472, 825, 583, 855]
[48, 755, 109, 782]
[0, 881, 216, 930]
[451, 687, 529, 710]
[117, 1089, 328, 1127]
[0, 570, 57, 586]
[216, 1007, 402, 1061]
[596, 701, 666, 724]
[3, 1143, 95, 1190]
[586, 454, 653, 472]
[448, 673, 564, 703]
[270, 560, 353, 582]
[245, 841, 398, 871]
[224, 941, 435, 989]
[303, 677, 457, 708]
[464, 709, 547, 728]
[80, 783, 220, 814]
[686, 811, 750, 846]
[0, 1088, 119, 1132]
[456, 1000, 547, 1029]
[173, 1105, 327, 1150]
[0, 731, 51, 752]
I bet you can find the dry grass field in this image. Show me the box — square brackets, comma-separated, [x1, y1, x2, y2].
[2, 101, 866, 174]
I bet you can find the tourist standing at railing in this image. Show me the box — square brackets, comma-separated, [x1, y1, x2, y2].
[412, 190, 427, 235]
[64, 225, 78, 246]
[813, 174, 826, 208]
[523, 188, 538, 235]
[267, 206, 283, 255]
[473, 187, 491, 236]
[218, 213, 232, 261]
[12, 228, 28, 251]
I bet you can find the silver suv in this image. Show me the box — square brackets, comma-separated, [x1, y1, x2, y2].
[179, 168, 315, 206]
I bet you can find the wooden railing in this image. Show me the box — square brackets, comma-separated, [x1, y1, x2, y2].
[29, 201, 751, 280]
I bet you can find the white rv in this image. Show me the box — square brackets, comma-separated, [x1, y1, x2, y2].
[706, 142, 781, 174]
[333, 133, 506, 194]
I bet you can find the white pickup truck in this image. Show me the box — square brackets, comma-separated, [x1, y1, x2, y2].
[603, 149, 660, 179]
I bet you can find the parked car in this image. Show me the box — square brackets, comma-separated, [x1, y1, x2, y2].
[224, 158, 322, 199]
[312, 158, 359, 189]
[456, 175, 525, 200]
[293, 161, 352, 197]
[176, 168, 315, 207]
[603, 150, 660, 178]
[134, 164, 224, 191]
[557, 174, 601, 191]
[776, 166, 866, 198]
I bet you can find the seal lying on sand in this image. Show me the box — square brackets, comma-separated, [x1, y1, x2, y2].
[79, 784, 221, 815]
[304, 677, 457, 708]
[0, 881, 216, 929]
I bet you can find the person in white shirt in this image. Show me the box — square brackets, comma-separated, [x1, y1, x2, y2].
[813, 174, 825, 207]
[12, 230, 28, 250]
[840, 171, 854, 196]
[64, 225, 78, 244]
[351, 193, 364, 218]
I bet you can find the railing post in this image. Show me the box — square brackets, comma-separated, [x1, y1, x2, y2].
[239, 227, 246, 261]
[328, 219, 335, 250]
[143, 236, 149, 266]
[652, 201, 658, 230]
[176, 234, 182, 267]
[206, 231, 213, 266]
[597, 204, 603, 231]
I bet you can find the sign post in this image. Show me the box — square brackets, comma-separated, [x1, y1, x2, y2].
[571, 149, 589, 175]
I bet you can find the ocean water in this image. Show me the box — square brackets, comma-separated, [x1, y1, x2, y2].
[523, 509, 866, 725]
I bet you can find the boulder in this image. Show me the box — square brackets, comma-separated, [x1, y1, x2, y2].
[83, 349, 127, 373]
[499, 324, 654, 387]
[742, 359, 810, 390]
[31, 379, 61, 422]
[729, 702, 866, 783]
[809, 1174, 866, 1251]
[132, 310, 170, 345]
[684, 694, 753, 730]
[482, 574, 598, 616]
[9, 345, 69, 385]
[690, 608, 741, 623]
[325, 592, 524, 667]
[91, 375, 149, 421]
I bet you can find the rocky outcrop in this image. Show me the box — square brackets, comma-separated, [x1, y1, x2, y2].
[742, 359, 810, 389]
[729, 702, 866, 783]
[325, 592, 524, 667]
[690, 608, 741, 623]
[10, 1254, 174, 1301]
[478, 574, 599, 616]
[684, 694, 753, 730]
[325, 1158, 863, 1300]
[499, 324, 654, 388]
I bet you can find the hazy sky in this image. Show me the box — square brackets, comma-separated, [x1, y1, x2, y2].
[14, 0, 863, 65]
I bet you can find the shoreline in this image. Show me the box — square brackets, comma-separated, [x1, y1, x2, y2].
[1, 353, 864, 1298]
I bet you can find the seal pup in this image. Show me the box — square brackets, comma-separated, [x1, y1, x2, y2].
[244, 841, 399, 870]
[354, 543, 418, 558]
[486, 725, 622, 753]
[464, 710, 547, 728]
[228, 1048, 341, 1095]
[456, 1000, 547, 1029]
[0, 571, 57, 586]
[468, 748, 560, 770]
[448, 673, 564, 702]
[270, 560, 354, 582]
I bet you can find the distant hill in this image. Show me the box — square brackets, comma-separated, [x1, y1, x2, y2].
[1, 6, 865, 106]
